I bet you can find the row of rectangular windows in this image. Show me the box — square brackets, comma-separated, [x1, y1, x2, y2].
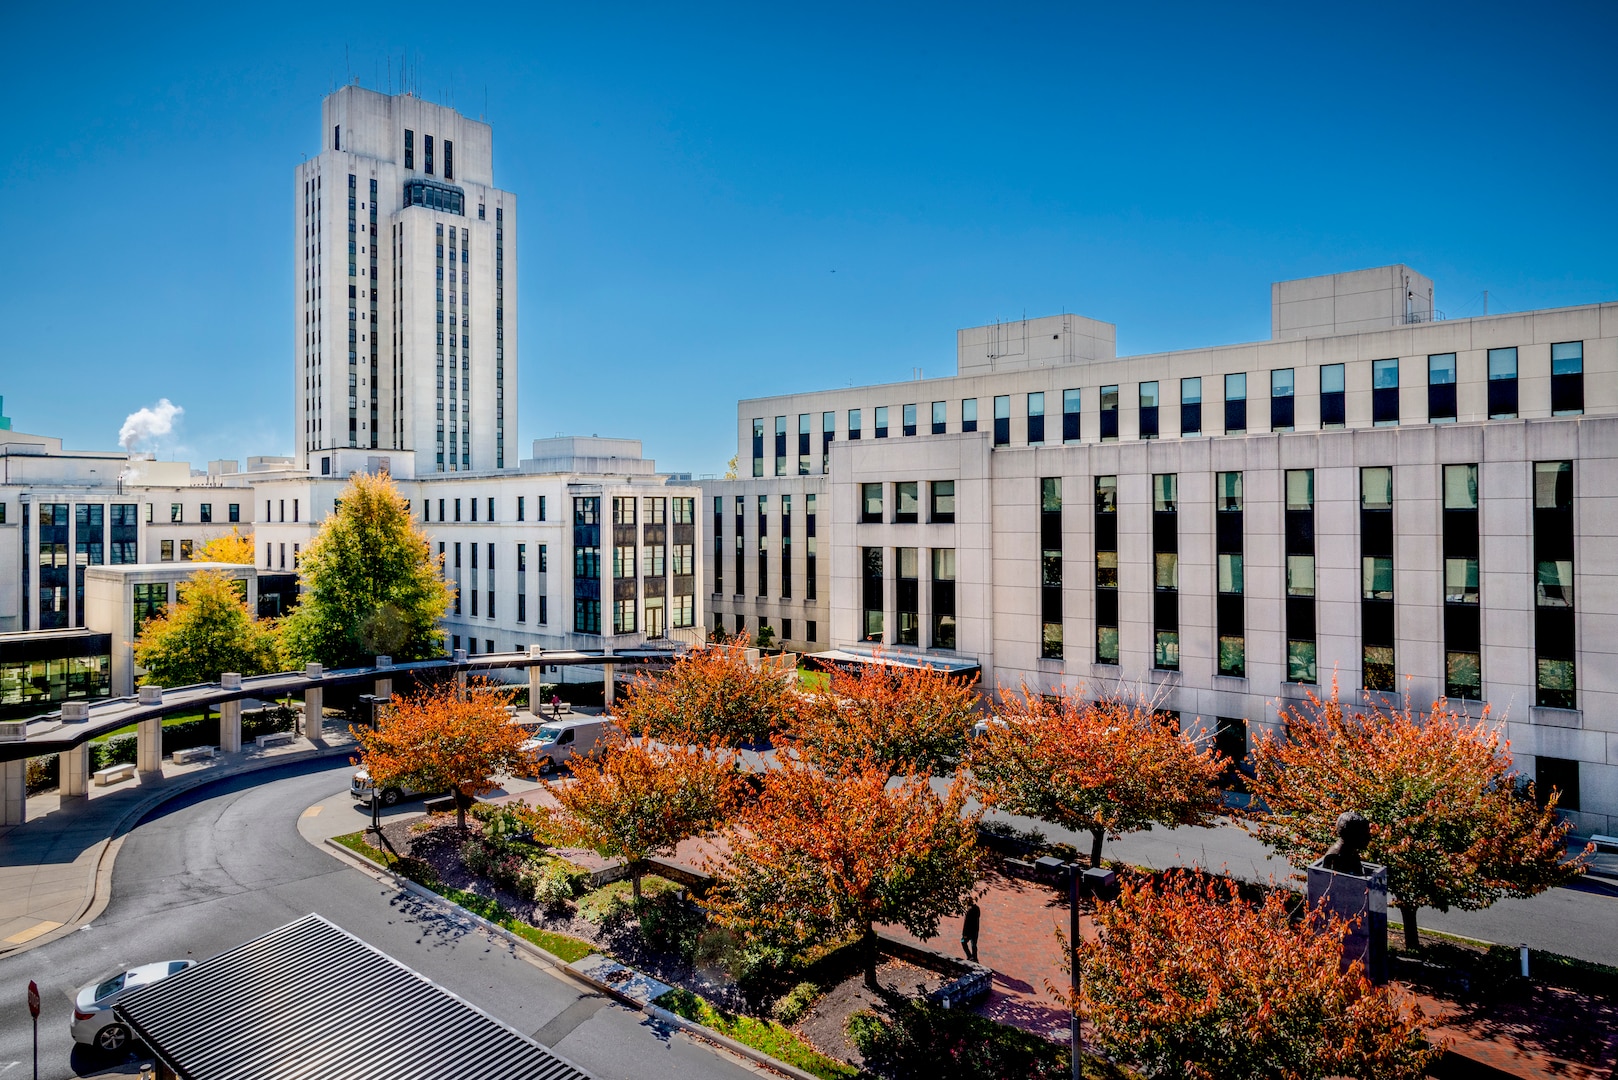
[26, 502, 240, 526]
[710, 613, 818, 645]
[749, 342, 1588, 469]
[416, 496, 699, 525]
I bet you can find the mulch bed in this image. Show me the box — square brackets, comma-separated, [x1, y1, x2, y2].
[794, 957, 949, 1068]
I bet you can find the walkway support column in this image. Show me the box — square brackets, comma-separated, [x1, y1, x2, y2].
[453, 649, 467, 697]
[59, 702, 91, 797]
[374, 656, 392, 701]
[528, 646, 544, 713]
[0, 759, 23, 826]
[302, 664, 323, 741]
[603, 642, 616, 710]
[219, 673, 242, 754]
[137, 686, 163, 775]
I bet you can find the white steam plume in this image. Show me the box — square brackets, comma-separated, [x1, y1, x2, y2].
[119, 398, 184, 451]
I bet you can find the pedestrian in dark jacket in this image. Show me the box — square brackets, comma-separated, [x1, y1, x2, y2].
[961, 900, 981, 962]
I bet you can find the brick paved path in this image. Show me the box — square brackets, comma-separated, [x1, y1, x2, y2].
[882, 868, 1618, 1080]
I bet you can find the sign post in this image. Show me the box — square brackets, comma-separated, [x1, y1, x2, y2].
[27, 979, 40, 1080]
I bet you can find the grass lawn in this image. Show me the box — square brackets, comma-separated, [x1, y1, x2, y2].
[576, 874, 680, 922]
[798, 668, 829, 692]
[331, 830, 595, 963]
[655, 987, 859, 1080]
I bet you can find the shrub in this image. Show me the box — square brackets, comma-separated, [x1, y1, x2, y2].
[392, 855, 439, 887]
[638, 889, 706, 961]
[242, 704, 297, 741]
[26, 754, 60, 795]
[460, 840, 494, 878]
[93, 733, 139, 770]
[847, 1002, 1072, 1080]
[530, 862, 578, 912]
[773, 980, 822, 1026]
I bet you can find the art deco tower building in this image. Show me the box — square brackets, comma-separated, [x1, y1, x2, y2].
[295, 85, 517, 475]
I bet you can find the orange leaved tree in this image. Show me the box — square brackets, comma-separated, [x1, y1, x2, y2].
[352, 681, 527, 832]
[969, 687, 1226, 868]
[548, 736, 744, 902]
[789, 657, 979, 775]
[709, 756, 979, 990]
[1072, 870, 1439, 1079]
[616, 638, 798, 747]
[1247, 686, 1586, 949]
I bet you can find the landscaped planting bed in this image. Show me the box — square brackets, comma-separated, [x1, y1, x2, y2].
[349, 803, 1064, 1079]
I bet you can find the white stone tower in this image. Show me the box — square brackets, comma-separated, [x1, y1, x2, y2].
[294, 85, 517, 475]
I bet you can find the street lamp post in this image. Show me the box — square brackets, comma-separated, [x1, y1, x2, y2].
[1069, 864, 1081, 1080]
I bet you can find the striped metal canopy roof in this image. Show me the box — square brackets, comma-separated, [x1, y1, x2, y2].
[113, 913, 593, 1080]
[811, 649, 981, 676]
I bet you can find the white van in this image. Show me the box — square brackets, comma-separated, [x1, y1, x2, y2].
[522, 717, 618, 773]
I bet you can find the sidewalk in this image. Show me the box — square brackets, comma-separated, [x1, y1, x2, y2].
[0, 723, 357, 959]
[881, 868, 1618, 1080]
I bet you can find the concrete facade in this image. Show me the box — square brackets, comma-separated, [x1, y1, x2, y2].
[82, 563, 258, 696]
[295, 86, 517, 476]
[704, 268, 1618, 834]
[253, 438, 704, 665]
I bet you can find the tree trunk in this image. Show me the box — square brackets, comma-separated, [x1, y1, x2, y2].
[1398, 903, 1420, 951]
[1090, 827, 1105, 870]
[631, 864, 643, 905]
[862, 924, 880, 991]
[455, 788, 468, 834]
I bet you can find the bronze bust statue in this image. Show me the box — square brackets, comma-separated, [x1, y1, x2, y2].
[1320, 811, 1370, 876]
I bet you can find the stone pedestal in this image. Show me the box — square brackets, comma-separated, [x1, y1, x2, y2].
[1307, 859, 1388, 983]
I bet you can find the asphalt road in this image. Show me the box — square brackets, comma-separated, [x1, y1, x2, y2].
[0, 758, 765, 1080]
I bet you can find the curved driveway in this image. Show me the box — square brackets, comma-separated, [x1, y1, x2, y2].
[0, 758, 764, 1080]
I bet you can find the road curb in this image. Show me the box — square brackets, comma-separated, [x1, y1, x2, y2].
[318, 836, 643, 1008]
[0, 741, 355, 961]
[320, 836, 822, 1080]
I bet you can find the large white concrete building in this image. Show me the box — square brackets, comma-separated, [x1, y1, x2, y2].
[295, 86, 517, 477]
[704, 266, 1618, 835]
[0, 425, 281, 717]
[254, 437, 703, 661]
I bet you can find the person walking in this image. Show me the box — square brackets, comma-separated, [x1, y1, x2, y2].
[960, 899, 981, 962]
[551, 694, 562, 719]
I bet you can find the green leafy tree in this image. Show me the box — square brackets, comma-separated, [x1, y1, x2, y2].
[133, 568, 280, 686]
[196, 528, 255, 565]
[280, 472, 454, 668]
[1247, 685, 1588, 949]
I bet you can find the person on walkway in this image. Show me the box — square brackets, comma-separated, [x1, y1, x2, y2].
[961, 899, 981, 962]
[551, 694, 562, 719]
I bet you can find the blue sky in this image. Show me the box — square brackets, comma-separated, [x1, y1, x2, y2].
[3, 2, 1614, 473]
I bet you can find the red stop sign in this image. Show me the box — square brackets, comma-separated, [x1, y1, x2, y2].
[27, 979, 40, 1018]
